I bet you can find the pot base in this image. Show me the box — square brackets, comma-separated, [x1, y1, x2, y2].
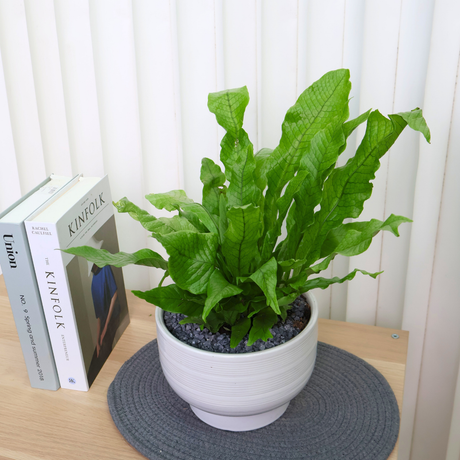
[190, 402, 290, 432]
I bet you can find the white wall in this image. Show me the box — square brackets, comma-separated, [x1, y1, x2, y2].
[0, 1, 459, 458]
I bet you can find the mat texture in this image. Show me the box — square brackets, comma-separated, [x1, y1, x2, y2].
[108, 340, 400, 460]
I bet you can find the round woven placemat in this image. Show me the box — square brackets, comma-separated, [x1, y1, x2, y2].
[108, 340, 399, 460]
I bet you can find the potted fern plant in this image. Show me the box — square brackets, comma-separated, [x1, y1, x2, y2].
[66, 69, 430, 431]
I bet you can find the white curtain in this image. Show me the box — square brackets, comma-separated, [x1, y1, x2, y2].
[0, 1, 459, 459]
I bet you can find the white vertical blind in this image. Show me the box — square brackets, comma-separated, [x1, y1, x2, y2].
[401, 0, 460, 458]
[23, 0, 72, 176]
[176, 0, 224, 202]
[0, 2, 458, 458]
[53, 0, 105, 177]
[88, 0, 149, 290]
[346, 0, 402, 326]
[0, 0, 46, 192]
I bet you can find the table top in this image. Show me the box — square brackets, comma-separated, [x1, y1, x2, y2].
[0, 275, 408, 460]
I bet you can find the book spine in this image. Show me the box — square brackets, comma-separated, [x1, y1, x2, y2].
[0, 222, 60, 390]
[26, 222, 89, 391]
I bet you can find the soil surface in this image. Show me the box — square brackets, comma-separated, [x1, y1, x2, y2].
[163, 295, 311, 354]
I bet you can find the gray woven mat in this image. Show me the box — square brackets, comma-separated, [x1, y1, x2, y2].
[108, 340, 399, 460]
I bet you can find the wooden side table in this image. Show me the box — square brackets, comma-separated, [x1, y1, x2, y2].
[0, 276, 408, 459]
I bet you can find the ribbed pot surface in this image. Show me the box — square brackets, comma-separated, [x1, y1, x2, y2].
[155, 292, 318, 419]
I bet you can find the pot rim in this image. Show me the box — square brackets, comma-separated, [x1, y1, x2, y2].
[155, 291, 318, 360]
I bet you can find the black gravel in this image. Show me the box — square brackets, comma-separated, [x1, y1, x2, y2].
[163, 296, 311, 354]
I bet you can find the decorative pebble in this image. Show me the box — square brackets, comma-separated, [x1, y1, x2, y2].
[163, 295, 310, 354]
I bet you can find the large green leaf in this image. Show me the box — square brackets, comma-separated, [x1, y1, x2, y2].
[114, 196, 197, 235]
[230, 317, 251, 348]
[247, 307, 278, 346]
[154, 231, 219, 294]
[222, 204, 261, 277]
[249, 257, 280, 315]
[288, 214, 412, 288]
[113, 197, 153, 222]
[142, 215, 199, 235]
[62, 246, 168, 270]
[277, 109, 368, 262]
[263, 69, 352, 241]
[320, 214, 412, 258]
[254, 148, 273, 192]
[203, 270, 243, 321]
[296, 109, 429, 266]
[208, 87, 258, 208]
[200, 158, 226, 215]
[298, 268, 382, 292]
[208, 86, 249, 139]
[132, 284, 203, 316]
[226, 132, 259, 207]
[260, 168, 309, 260]
[146, 190, 218, 234]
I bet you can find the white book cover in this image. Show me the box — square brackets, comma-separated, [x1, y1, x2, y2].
[25, 176, 130, 391]
[0, 174, 79, 390]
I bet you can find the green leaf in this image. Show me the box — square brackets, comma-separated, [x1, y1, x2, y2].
[398, 108, 431, 143]
[320, 214, 412, 258]
[113, 197, 153, 222]
[295, 110, 422, 266]
[226, 133, 259, 208]
[289, 215, 412, 289]
[249, 257, 280, 315]
[203, 270, 243, 321]
[278, 259, 307, 270]
[62, 246, 168, 270]
[222, 204, 261, 277]
[342, 109, 372, 140]
[298, 268, 382, 292]
[114, 196, 198, 236]
[132, 284, 203, 316]
[261, 168, 309, 260]
[277, 117, 349, 261]
[146, 190, 193, 211]
[263, 69, 351, 240]
[143, 215, 199, 235]
[146, 190, 218, 234]
[248, 300, 268, 318]
[254, 148, 272, 192]
[247, 307, 278, 346]
[179, 316, 204, 326]
[230, 317, 251, 348]
[201, 158, 226, 215]
[154, 231, 219, 294]
[218, 193, 228, 241]
[208, 86, 250, 139]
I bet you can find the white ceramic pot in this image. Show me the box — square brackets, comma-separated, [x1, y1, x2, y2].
[155, 292, 318, 432]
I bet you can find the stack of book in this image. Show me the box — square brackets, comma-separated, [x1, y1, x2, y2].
[0, 175, 130, 391]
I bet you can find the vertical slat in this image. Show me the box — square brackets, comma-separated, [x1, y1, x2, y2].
[401, 0, 460, 458]
[176, 0, 224, 202]
[408, 42, 460, 460]
[330, 0, 366, 321]
[53, 0, 105, 177]
[305, 0, 345, 86]
[260, 0, 298, 149]
[0, 0, 46, 193]
[0, 48, 21, 213]
[88, 0, 149, 290]
[222, 0, 258, 149]
[446, 360, 460, 460]
[346, 0, 402, 326]
[132, 0, 184, 287]
[23, 0, 72, 176]
[376, 0, 435, 330]
[303, 0, 346, 319]
[339, 0, 366, 166]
